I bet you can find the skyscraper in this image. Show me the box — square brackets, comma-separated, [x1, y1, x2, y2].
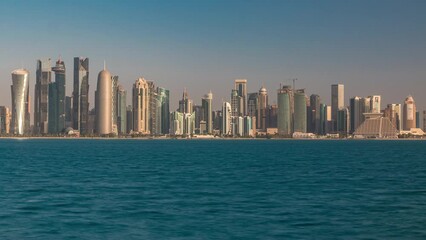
[308, 94, 321, 134]
[133, 78, 150, 134]
[337, 107, 350, 135]
[403, 95, 416, 130]
[65, 96, 73, 128]
[384, 103, 402, 131]
[369, 95, 381, 113]
[73, 57, 89, 134]
[277, 85, 293, 136]
[111, 75, 119, 134]
[126, 105, 133, 134]
[0, 106, 11, 134]
[95, 68, 112, 135]
[11, 69, 30, 135]
[349, 96, 361, 133]
[257, 87, 268, 131]
[234, 79, 247, 116]
[293, 89, 307, 133]
[247, 92, 258, 118]
[116, 85, 127, 135]
[222, 102, 232, 135]
[34, 59, 51, 134]
[423, 111, 426, 132]
[331, 84, 344, 131]
[230, 89, 243, 117]
[157, 87, 170, 135]
[179, 89, 193, 114]
[202, 91, 213, 134]
[49, 58, 66, 134]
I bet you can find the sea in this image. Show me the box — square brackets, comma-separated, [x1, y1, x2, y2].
[0, 139, 425, 239]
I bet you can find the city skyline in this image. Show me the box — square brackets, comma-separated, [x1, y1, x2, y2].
[0, 0, 425, 112]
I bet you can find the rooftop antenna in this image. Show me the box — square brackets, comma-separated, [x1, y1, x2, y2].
[103, 60, 106, 70]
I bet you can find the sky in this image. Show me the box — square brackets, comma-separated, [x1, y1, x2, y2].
[0, 0, 425, 113]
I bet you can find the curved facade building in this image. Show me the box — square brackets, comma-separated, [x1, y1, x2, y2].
[11, 69, 30, 135]
[277, 86, 292, 136]
[403, 95, 416, 130]
[95, 69, 112, 135]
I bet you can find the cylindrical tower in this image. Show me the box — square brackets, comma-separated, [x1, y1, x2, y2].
[11, 69, 30, 135]
[95, 69, 112, 135]
[403, 95, 416, 130]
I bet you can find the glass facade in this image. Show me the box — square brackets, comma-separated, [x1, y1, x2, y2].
[73, 57, 89, 134]
[11, 69, 30, 135]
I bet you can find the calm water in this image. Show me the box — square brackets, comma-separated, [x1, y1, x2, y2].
[0, 139, 425, 239]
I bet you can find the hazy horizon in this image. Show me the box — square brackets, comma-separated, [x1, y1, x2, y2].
[1, 0, 425, 113]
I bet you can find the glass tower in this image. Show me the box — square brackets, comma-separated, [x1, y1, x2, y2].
[73, 57, 89, 134]
[49, 58, 66, 134]
[34, 59, 51, 134]
[11, 69, 30, 135]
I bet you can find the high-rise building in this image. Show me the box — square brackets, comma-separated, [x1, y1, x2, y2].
[34, 59, 51, 134]
[369, 95, 381, 113]
[48, 58, 66, 134]
[111, 75, 119, 134]
[73, 57, 89, 134]
[267, 104, 278, 128]
[293, 89, 307, 133]
[319, 103, 327, 135]
[201, 91, 213, 134]
[65, 96, 73, 128]
[116, 85, 127, 135]
[331, 84, 344, 131]
[230, 89, 243, 117]
[95, 68, 112, 135]
[222, 102, 232, 135]
[147, 81, 158, 135]
[383, 104, 402, 131]
[11, 69, 30, 135]
[337, 107, 350, 135]
[194, 105, 203, 132]
[0, 106, 11, 134]
[423, 111, 426, 132]
[350, 96, 375, 133]
[179, 89, 193, 114]
[157, 87, 170, 135]
[416, 111, 420, 129]
[133, 78, 150, 134]
[257, 87, 268, 131]
[277, 85, 293, 136]
[126, 105, 133, 134]
[243, 116, 253, 137]
[234, 79, 247, 116]
[349, 96, 361, 133]
[87, 108, 96, 135]
[403, 95, 416, 130]
[170, 111, 184, 135]
[247, 92, 258, 118]
[308, 94, 321, 134]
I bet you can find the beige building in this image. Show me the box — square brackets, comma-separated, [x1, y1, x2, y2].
[403, 95, 416, 130]
[95, 69, 112, 135]
[133, 78, 150, 134]
[0, 106, 11, 134]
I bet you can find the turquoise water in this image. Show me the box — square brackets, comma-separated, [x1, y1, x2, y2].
[0, 139, 425, 239]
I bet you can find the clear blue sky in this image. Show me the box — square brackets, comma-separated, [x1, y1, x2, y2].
[0, 0, 425, 111]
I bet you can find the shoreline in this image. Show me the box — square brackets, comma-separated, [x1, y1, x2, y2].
[0, 136, 425, 141]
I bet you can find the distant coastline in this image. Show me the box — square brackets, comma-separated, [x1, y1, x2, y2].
[0, 136, 424, 141]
